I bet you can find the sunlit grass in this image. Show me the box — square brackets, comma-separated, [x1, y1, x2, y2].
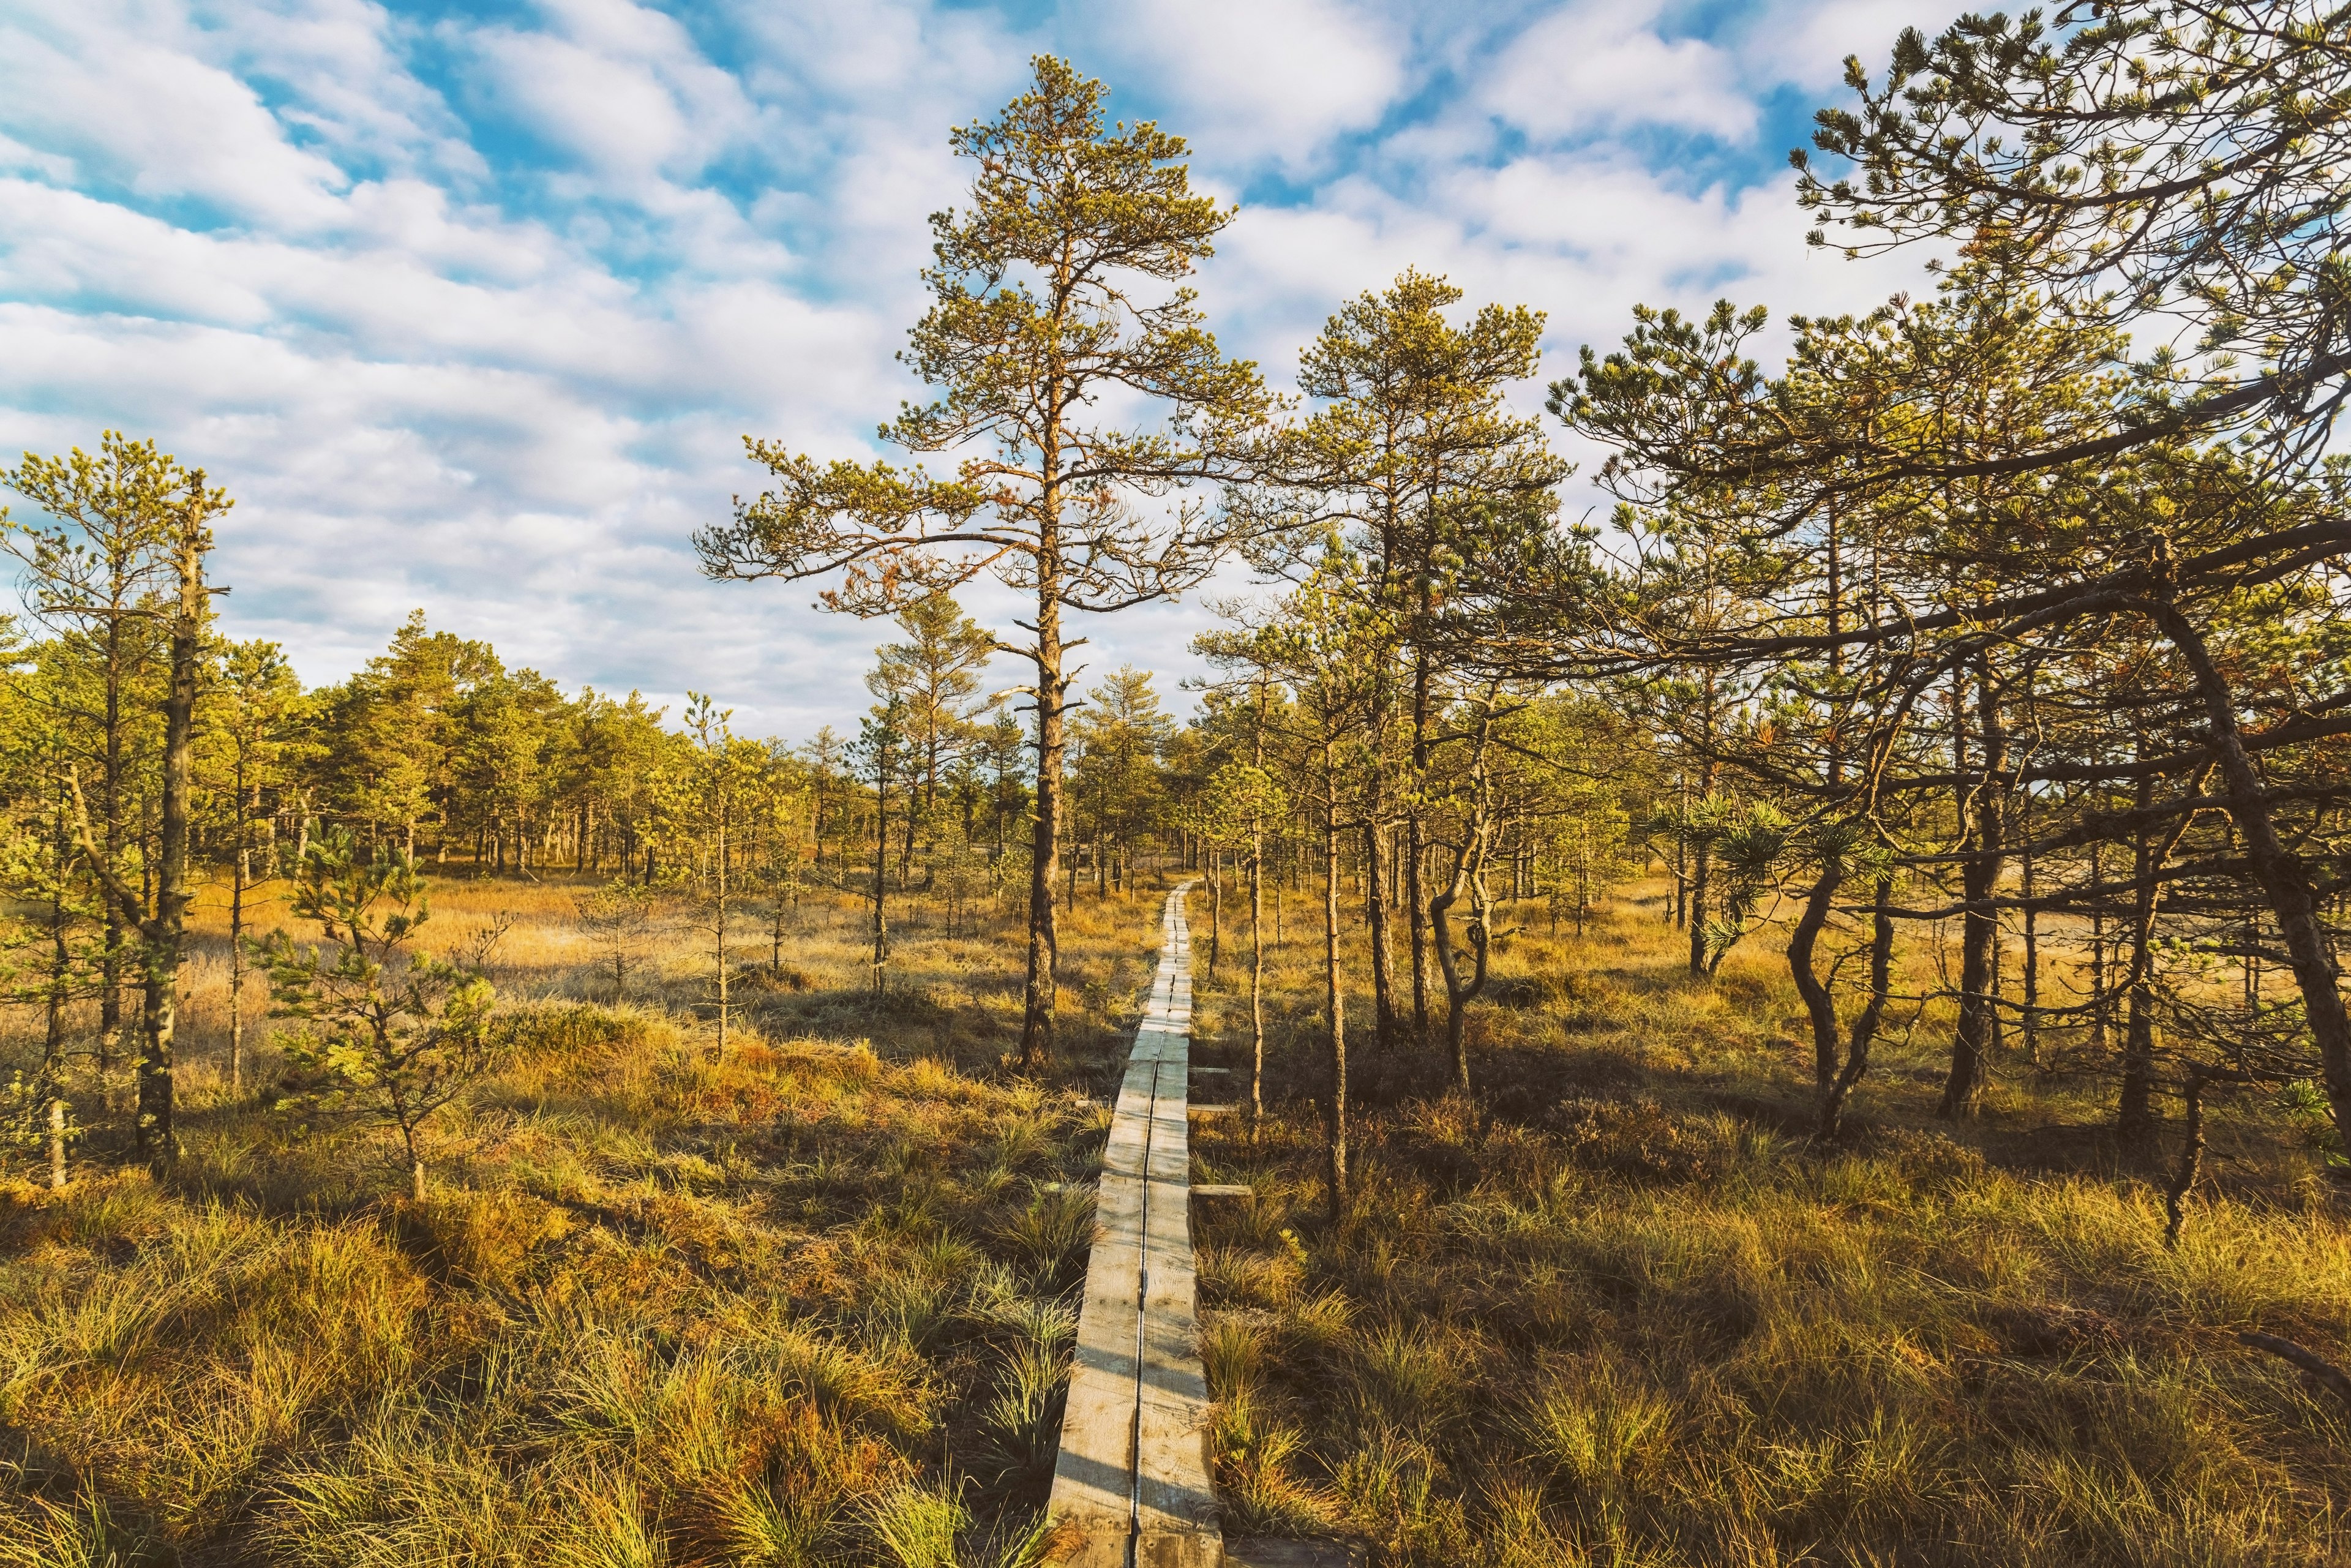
[1188, 876, 2351, 1564]
[14, 864, 2351, 1563]
[1, 874, 1167, 1566]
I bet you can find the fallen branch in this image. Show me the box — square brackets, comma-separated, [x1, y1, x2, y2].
[2241, 1332, 2351, 1417]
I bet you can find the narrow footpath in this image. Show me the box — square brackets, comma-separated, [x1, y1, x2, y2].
[1044, 884, 1221, 1567]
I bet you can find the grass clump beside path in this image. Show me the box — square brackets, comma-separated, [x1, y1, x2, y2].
[0, 883, 1166, 1568]
[1189, 883, 2351, 1566]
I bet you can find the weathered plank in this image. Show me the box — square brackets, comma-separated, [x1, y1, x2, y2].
[1224, 1540, 1360, 1567]
[1044, 885, 1223, 1568]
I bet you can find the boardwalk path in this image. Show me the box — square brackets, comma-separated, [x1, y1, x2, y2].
[1043, 883, 1222, 1568]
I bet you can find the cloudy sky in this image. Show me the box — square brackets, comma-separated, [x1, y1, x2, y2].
[0, 0, 1954, 737]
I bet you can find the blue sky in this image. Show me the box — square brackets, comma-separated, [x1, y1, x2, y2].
[0, 0, 1950, 736]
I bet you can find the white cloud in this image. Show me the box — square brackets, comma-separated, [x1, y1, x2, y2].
[0, 1, 352, 229]
[1727, 0, 1963, 91]
[0, 0, 1938, 734]
[197, 0, 485, 184]
[1074, 0, 1404, 174]
[1482, 2, 1753, 143]
[462, 1, 763, 191]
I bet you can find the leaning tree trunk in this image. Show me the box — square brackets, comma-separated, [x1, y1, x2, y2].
[1788, 860, 1845, 1105]
[1430, 705, 1498, 1096]
[1430, 860, 1491, 1098]
[2145, 596, 2351, 1165]
[1810, 876, 1895, 1141]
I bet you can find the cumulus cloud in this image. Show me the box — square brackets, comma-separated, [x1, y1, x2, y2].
[0, 3, 352, 229]
[0, 0, 1932, 734]
[461, 0, 765, 192]
[1072, 0, 1405, 174]
[1482, 2, 1753, 143]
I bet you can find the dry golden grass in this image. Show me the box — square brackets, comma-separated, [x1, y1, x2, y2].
[0, 869, 1178, 1567]
[1185, 878, 2351, 1565]
[11, 865, 2351, 1565]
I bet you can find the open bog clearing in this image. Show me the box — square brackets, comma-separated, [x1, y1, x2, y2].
[4, 869, 2350, 1566]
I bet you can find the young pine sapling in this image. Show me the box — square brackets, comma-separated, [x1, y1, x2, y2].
[574, 877, 656, 1000]
[255, 832, 501, 1202]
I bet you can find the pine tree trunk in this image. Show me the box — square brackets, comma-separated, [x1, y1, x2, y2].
[1250, 827, 1265, 1122]
[137, 514, 205, 1168]
[716, 798, 731, 1054]
[2118, 760, 2161, 1153]
[1405, 654, 1433, 1046]
[229, 838, 246, 1097]
[1686, 837, 1711, 975]
[1021, 580, 1062, 1068]
[1363, 819, 1398, 1051]
[1818, 879, 1894, 1140]
[1321, 743, 1346, 1223]
[2021, 786, 2040, 1067]
[872, 765, 890, 997]
[1942, 663, 2007, 1120]
[1430, 844, 1491, 1098]
[2143, 598, 2351, 1162]
[2089, 839, 2109, 1053]
[1207, 847, 1221, 978]
[45, 793, 70, 1075]
[1789, 862, 1843, 1103]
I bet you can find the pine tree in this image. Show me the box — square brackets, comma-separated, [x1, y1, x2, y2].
[4, 433, 180, 1078]
[1068, 667, 1174, 898]
[257, 832, 498, 1202]
[1250, 269, 1572, 1052]
[867, 592, 995, 881]
[697, 56, 1272, 1068]
[211, 640, 312, 1096]
[855, 697, 913, 996]
[672, 694, 763, 1056]
[1798, 1, 2351, 467]
[12, 436, 225, 1165]
[0, 647, 107, 1154]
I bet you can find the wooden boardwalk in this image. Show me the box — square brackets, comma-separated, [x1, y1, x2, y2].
[1044, 884, 1223, 1568]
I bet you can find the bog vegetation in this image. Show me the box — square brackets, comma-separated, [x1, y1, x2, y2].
[8, 6, 2351, 1563]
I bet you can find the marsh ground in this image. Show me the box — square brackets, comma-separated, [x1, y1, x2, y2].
[1188, 877, 2351, 1565]
[0, 873, 1162, 1567]
[2, 868, 2348, 1566]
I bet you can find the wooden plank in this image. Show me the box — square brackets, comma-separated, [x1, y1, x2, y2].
[1191, 1184, 1253, 1199]
[1225, 1540, 1360, 1567]
[1044, 883, 1225, 1568]
[1137, 1041, 1220, 1567]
